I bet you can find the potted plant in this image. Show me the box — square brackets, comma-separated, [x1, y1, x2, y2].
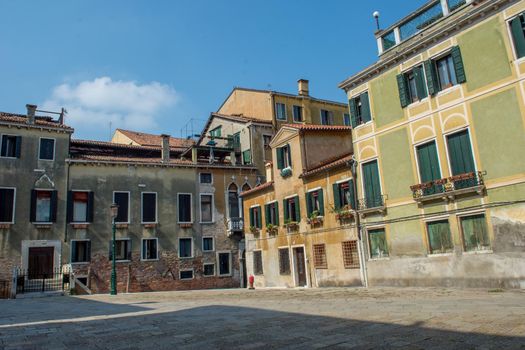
[332, 204, 354, 221]
[266, 224, 278, 235]
[249, 226, 260, 235]
[307, 210, 324, 226]
[284, 219, 299, 232]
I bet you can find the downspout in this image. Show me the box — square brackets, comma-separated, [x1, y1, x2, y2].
[64, 133, 72, 244]
[349, 157, 368, 288]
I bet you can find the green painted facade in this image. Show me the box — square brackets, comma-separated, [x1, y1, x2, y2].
[369, 68, 404, 128]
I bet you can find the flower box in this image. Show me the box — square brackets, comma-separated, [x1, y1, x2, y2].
[307, 216, 324, 226]
[179, 223, 193, 228]
[249, 226, 260, 235]
[266, 224, 278, 235]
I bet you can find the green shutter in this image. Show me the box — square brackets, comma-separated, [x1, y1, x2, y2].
[332, 184, 341, 210]
[416, 141, 441, 183]
[396, 73, 410, 108]
[427, 220, 453, 254]
[363, 160, 382, 208]
[317, 190, 324, 216]
[414, 66, 428, 99]
[265, 204, 270, 225]
[283, 199, 289, 222]
[348, 180, 356, 210]
[249, 208, 254, 227]
[276, 147, 284, 170]
[349, 98, 357, 128]
[424, 60, 439, 95]
[257, 208, 262, 228]
[510, 14, 525, 59]
[294, 196, 301, 222]
[361, 92, 371, 123]
[451, 46, 466, 84]
[447, 130, 475, 175]
[461, 214, 490, 251]
[274, 202, 279, 226]
[306, 192, 313, 216]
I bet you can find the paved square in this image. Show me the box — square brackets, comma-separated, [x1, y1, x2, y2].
[0, 287, 524, 349]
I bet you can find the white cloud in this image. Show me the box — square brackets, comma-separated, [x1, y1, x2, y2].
[42, 77, 179, 140]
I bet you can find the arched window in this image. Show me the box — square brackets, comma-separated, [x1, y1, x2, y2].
[228, 183, 239, 218]
[242, 183, 251, 192]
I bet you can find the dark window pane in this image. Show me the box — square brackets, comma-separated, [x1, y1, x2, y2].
[0, 188, 15, 223]
[218, 252, 231, 275]
[180, 270, 193, 279]
[179, 238, 192, 258]
[72, 241, 90, 263]
[1, 135, 17, 157]
[142, 193, 157, 223]
[178, 194, 192, 222]
[203, 264, 215, 276]
[39, 138, 55, 160]
[203, 237, 213, 251]
[142, 239, 158, 260]
[200, 173, 212, 183]
[114, 192, 129, 223]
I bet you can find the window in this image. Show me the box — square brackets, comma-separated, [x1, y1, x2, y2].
[0, 188, 15, 223]
[320, 110, 334, 125]
[278, 248, 290, 275]
[141, 238, 158, 260]
[276, 144, 292, 170]
[179, 238, 193, 258]
[203, 237, 214, 252]
[312, 244, 327, 269]
[218, 252, 231, 276]
[200, 194, 213, 223]
[362, 160, 383, 209]
[242, 150, 252, 165]
[416, 141, 442, 195]
[203, 263, 215, 276]
[510, 12, 525, 59]
[348, 92, 371, 128]
[368, 228, 388, 259]
[342, 241, 359, 269]
[178, 193, 192, 223]
[447, 0, 466, 12]
[263, 135, 272, 149]
[283, 196, 300, 223]
[210, 126, 222, 138]
[426, 220, 453, 254]
[200, 173, 212, 184]
[460, 214, 490, 252]
[333, 180, 356, 211]
[0, 135, 21, 158]
[109, 239, 131, 261]
[68, 191, 94, 223]
[397, 65, 427, 107]
[381, 30, 396, 51]
[306, 189, 324, 217]
[249, 206, 262, 229]
[265, 202, 279, 226]
[424, 47, 466, 95]
[71, 240, 91, 263]
[39, 138, 55, 161]
[180, 270, 194, 280]
[343, 113, 351, 126]
[275, 103, 287, 120]
[31, 190, 57, 223]
[141, 192, 157, 223]
[446, 129, 476, 189]
[253, 250, 263, 275]
[293, 105, 303, 122]
[113, 192, 130, 223]
[228, 183, 239, 218]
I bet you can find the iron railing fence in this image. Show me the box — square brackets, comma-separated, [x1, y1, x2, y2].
[16, 267, 70, 294]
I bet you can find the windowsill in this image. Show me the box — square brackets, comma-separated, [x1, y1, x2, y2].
[71, 261, 90, 265]
[141, 258, 159, 262]
[142, 223, 157, 228]
[113, 260, 131, 263]
[179, 222, 193, 228]
[71, 223, 90, 229]
[38, 159, 55, 162]
[178, 256, 194, 259]
[202, 250, 215, 253]
[314, 267, 328, 270]
[368, 257, 390, 261]
[0, 156, 18, 159]
[203, 274, 216, 278]
[427, 252, 453, 257]
[463, 249, 493, 255]
[436, 84, 460, 97]
[115, 223, 129, 229]
[353, 120, 372, 131]
[200, 221, 214, 225]
[218, 274, 232, 278]
[180, 278, 194, 281]
[406, 97, 429, 108]
[33, 223, 52, 228]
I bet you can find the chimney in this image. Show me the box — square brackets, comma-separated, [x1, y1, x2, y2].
[298, 79, 309, 96]
[161, 134, 170, 163]
[26, 104, 37, 124]
[265, 162, 273, 182]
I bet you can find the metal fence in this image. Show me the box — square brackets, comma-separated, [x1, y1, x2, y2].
[16, 267, 70, 294]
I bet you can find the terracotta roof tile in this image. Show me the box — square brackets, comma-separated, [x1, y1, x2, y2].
[0, 112, 73, 130]
[212, 113, 273, 125]
[283, 124, 352, 132]
[300, 153, 353, 178]
[71, 154, 193, 165]
[116, 129, 195, 149]
[240, 181, 274, 197]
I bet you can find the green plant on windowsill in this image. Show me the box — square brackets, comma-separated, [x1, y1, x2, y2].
[284, 219, 299, 231]
[266, 224, 278, 235]
[249, 226, 260, 235]
[307, 210, 323, 225]
[330, 204, 354, 221]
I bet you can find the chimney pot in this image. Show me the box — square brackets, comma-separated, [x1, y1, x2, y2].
[160, 134, 170, 163]
[298, 79, 309, 96]
[26, 104, 37, 125]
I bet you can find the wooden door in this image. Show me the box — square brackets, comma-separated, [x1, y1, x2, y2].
[28, 247, 54, 278]
[294, 247, 307, 287]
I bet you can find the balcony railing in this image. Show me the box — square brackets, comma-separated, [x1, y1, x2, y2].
[358, 195, 387, 215]
[410, 171, 485, 202]
[227, 217, 244, 236]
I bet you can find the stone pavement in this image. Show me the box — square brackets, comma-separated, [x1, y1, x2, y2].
[0, 287, 524, 349]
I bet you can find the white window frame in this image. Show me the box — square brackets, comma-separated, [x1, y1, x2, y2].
[177, 193, 193, 224]
[217, 250, 232, 277]
[141, 192, 158, 224]
[179, 268, 195, 280]
[319, 109, 333, 125]
[199, 172, 213, 184]
[203, 263, 215, 277]
[141, 238, 159, 261]
[0, 134, 19, 159]
[0, 187, 16, 224]
[275, 102, 287, 121]
[199, 193, 214, 224]
[113, 191, 131, 224]
[178, 237, 193, 258]
[70, 239, 91, 264]
[202, 236, 214, 252]
[112, 238, 131, 262]
[38, 137, 56, 161]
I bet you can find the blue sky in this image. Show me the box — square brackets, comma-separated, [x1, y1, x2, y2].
[0, 0, 427, 140]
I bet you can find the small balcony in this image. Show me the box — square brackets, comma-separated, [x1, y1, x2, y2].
[358, 195, 387, 216]
[227, 217, 244, 237]
[410, 171, 485, 203]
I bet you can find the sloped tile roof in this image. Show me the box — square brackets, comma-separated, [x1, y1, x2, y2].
[240, 181, 274, 197]
[116, 129, 195, 149]
[0, 112, 73, 131]
[283, 124, 352, 132]
[300, 153, 353, 178]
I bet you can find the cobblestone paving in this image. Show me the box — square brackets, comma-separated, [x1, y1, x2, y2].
[0, 287, 524, 349]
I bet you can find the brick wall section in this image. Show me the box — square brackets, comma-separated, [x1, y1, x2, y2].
[72, 250, 240, 294]
[0, 256, 18, 281]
